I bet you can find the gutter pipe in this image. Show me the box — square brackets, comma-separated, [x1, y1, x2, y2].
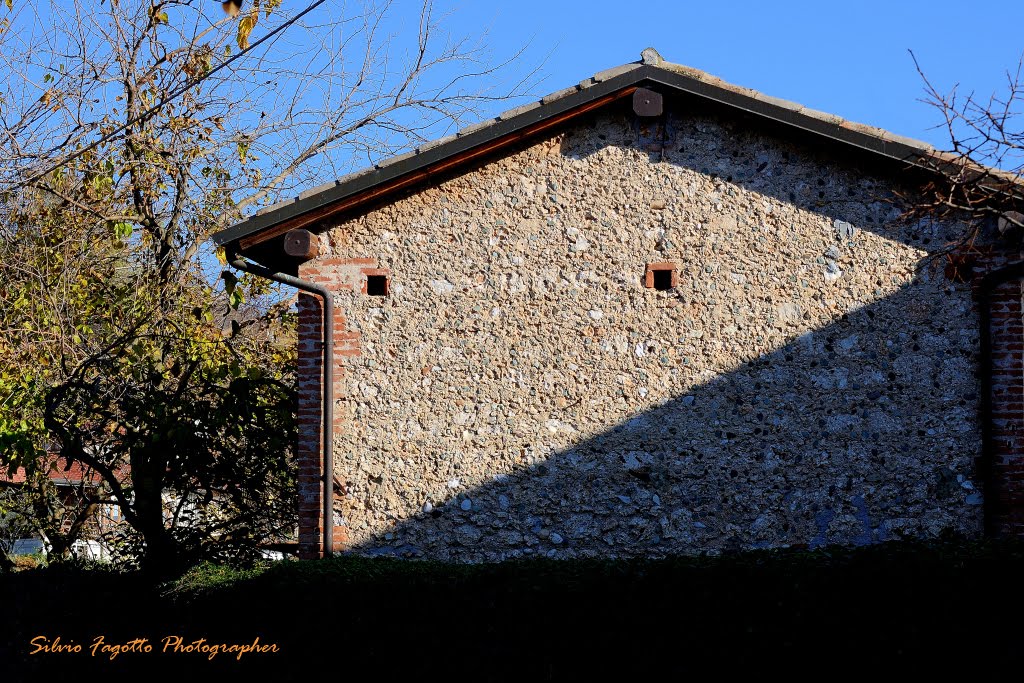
[226, 247, 334, 558]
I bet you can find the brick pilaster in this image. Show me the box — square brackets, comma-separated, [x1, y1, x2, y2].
[966, 249, 1024, 536]
[295, 259, 368, 558]
[983, 275, 1024, 535]
[295, 290, 326, 558]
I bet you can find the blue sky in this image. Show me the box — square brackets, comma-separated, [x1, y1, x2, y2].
[5, 0, 1021, 189]
[440, 0, 1024, 149]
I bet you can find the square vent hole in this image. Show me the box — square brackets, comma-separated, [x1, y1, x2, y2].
[653, 269, 673, 290]
[645, 263, 677, 290]
[366, 275, 389, 296]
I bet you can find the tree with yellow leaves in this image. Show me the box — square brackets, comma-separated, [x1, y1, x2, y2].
[0, 0, 527, 569]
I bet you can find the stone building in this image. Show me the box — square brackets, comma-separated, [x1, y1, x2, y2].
[215, 50, 1024, 561]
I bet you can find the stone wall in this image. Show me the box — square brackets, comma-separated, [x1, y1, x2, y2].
[306, 105, 985, 560]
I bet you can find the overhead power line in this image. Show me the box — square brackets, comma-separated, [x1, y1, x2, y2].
[10, 0, 328, 192]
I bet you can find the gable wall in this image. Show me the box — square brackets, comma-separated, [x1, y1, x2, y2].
[300, 106, 986, 560]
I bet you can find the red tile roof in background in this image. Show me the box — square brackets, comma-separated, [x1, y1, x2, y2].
[1, 457, 125, 486]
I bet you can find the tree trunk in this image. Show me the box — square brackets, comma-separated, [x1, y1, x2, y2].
[131, 459, 177, 573]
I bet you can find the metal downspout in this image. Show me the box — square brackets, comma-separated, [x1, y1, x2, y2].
[226, 247, 334, 558]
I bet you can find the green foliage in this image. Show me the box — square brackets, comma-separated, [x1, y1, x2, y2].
[168, 559, 270, 597]
[11, 553, 44, 571]
[0, 1, 299, 569]
[1, 0, 510, 571]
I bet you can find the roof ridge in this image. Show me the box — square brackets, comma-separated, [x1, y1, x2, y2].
[216, 50, 1018, 258]
[248, 56, 936, 220]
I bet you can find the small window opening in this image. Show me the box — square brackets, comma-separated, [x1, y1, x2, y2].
[652, 269, 673, 291]
[646, 262, 677, 290]
[366, 275, 388, 296]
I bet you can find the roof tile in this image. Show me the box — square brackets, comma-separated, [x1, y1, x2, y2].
[751, 91, 805, 113]
[416, 133, 459, 155]
[457, 118, 500, 137]
[799, 107, 846, 126]
[540, 85, 581, 104]
[376, 149, 418, 169]
[593, 63, 642, 83]
[880, 129, 934, 151]
[297, 179, 341, 201]
[495, 99, 543, 121]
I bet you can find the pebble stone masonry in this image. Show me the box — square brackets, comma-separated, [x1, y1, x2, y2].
[292, 101, 998, 563]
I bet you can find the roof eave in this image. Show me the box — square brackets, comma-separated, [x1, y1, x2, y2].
[214, 60, 1017, 259]
[213, 64, 650, 251]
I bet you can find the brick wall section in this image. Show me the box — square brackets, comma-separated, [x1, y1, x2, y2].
[295, 258, 369, 558]
[973, 251, 1024, 536]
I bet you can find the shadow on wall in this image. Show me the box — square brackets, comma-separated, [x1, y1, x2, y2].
[346, 277, 983, 561]
[330, 105, 987, 561]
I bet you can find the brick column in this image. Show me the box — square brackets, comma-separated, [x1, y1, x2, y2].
[295, 259, 366, 558]
[295, 290, 326, 558]
[983, 275, 1024, 535]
